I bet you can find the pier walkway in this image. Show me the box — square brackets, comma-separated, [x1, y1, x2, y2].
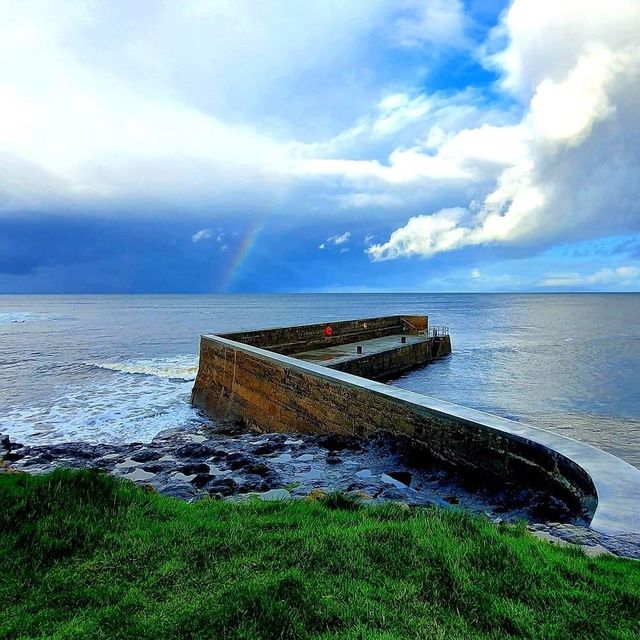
[293, 333, 426, 367]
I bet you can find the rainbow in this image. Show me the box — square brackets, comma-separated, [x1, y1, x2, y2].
[219, 221, 264, 292]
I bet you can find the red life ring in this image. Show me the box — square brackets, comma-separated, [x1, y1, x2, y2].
[324, 325, 333, 336]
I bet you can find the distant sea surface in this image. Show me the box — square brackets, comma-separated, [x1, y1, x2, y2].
[1, 294, 639, 468]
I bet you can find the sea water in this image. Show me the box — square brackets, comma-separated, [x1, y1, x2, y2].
[1, 293, 638, 468]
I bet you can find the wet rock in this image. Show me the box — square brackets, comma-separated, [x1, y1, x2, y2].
[3, 451, 25, 462]
[214, 422, 246, 436]
[21, 456, 52, 468]
[46, 443, 99, 459]
[238, 474, 271, 493]
[253, 442, 277, 455]
[207, 477, 238, 497]
[387, 471, 412, 486]
[316, 434, 361, 451]
[142, 460, 176, 474]
[226, 453, 256, 470]
[175, 443, 216, 459]
[530, 494, 572, 521]
[91, 460, 122, 472]
[190, 473, 214, 489]
[2, 426, 594, 536]
[130, 449, 162, 463]
[244, 462, 270, 477]
[152, 427, 189, 443]
[347, 481, 379, 496]
[207, 448, 230, 460]
[1, 434, 11, 451]
[178, 462, 210, 476]
[158, 483, 196, 501]
[377, 486, 407, 501]
[497, 488, 532, 509]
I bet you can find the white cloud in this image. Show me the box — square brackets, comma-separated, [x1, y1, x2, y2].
[372, 93, 434, 138]
[327, 232, 351, 245]
[337, 193, 403, 209]
[1, 0, 638, 282]
[0, 0, 472, 213]
[470, 268, 481, 279]
[368, 0, 640, 261]
[391, 0, 468, 50]
[192, 228, 212, 242]
[540, 266, 640, 288]
[368, 208, 466, 260]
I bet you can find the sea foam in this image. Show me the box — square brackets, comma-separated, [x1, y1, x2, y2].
[88, 355, 198, 381]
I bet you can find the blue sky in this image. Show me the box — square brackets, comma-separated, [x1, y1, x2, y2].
[1, 0, 639, 293]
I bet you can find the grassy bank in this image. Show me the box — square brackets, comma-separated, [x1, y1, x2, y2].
[1, 470, 638, 640]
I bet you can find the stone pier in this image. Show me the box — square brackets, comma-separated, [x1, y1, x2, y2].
[192, 315, 640, 536]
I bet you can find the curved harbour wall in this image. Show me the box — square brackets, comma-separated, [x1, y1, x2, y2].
[192, 326, 640, 536]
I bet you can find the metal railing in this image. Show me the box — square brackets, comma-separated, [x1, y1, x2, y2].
[428, 325, 449, 338]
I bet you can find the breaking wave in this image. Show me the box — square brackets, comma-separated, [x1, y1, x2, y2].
[3, 355, 203, 445]
[0, 312, 64, 325]
[88, 355, 199, 381]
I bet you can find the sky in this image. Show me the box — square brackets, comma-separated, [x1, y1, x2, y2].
[1, 0, 639, 293]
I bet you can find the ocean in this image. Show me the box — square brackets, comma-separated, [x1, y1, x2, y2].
[1, 293, 639, 469]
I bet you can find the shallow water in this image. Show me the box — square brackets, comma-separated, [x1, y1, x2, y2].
[1, 293, 639, 467]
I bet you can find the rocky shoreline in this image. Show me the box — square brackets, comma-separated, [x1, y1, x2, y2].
[2, 422, 639, 559]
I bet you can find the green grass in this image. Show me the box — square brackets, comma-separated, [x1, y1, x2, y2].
[1, 469, 638, 640]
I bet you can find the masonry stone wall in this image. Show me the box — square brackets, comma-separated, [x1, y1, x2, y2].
[329, 336, 451, 380]
[220, 315, 428, 355]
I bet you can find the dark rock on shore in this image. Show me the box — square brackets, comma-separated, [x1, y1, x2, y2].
[530, 494, 573, 521]
[214, 422, 247, 436]
[244, 462, 270, 476]
[130, 449, 163, 463]
[5, 420, 638, 557]
[46, 443, 101, 459]
[377, 486, 407, 501]
[3, 451, 25, 461]
[179, 462, 210, 475]
[387, 471, 412, 486]
[253, 442, 280, 455]
[190, 473, 214, 489]
[207, 477, 237, 497]
[175, 442, 217, 458]
[22, 454, 54, 466]
[226, 452, 256, 470]
[142, 461, 175, 474]
[316, 434, 361, 451]
[238, 474, 271, 493]
[158, 483, 196, 501]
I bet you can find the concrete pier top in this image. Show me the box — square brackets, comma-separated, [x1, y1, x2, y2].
[293, 334, 427, 367]
[192, 315, 640, 536]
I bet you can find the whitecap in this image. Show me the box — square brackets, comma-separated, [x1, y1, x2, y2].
[0, 312, 64, 325]
[0, 371, 204, 445]
[87, 355, 199, 381]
